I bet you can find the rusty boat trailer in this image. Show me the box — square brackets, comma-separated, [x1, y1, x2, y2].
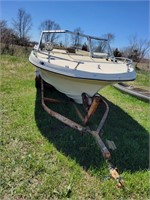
[40, 79, 124, 188]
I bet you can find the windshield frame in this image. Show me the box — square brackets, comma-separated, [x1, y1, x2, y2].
[37, 30, 112, 58]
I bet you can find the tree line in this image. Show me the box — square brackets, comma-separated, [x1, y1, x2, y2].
[0, 8, 149, 65]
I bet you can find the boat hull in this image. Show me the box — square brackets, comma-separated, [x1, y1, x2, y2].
[29, 50, 136, 104]
[37, 67, 113, 104]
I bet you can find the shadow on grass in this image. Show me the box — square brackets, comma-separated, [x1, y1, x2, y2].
[34, 87, 149, 173]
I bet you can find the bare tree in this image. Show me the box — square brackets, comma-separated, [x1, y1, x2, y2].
[39, 19, 60, 32]
[0, 20, 7, 33]
[71, 27, 84, 47]
[12, 8, 32, 45]
[0, 20, 7, 42]
[122, 35, 150, 67]
[0, 20, 18, 54]
[103, 33, 115, 43]
[39, 19, 60, 43]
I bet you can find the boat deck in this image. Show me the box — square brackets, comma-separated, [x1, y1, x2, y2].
[36, 49, 131, 74]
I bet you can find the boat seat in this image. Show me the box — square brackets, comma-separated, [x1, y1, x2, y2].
[52, 49, 67, 54]
[67, 48, 76, 53]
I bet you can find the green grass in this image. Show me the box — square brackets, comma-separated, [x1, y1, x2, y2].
[1, 55, 149, 199]
[132, 69, 149, 90]
[124, 65, 150, 90]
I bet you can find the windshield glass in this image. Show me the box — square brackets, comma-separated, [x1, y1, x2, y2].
[90, 38, 110, 58]
[39, 32, 90, 56]
[39, 31, 111, 58]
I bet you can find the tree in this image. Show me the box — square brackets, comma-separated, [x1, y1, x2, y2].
[0, 20, 18, 54]
[39, 20, 60, 43]
[12, 8, 32, 45]
[39, 19, 60, 32]
[122, 35, 150, 66]
[0, 20, 11, 43]
[71, 27, 84, 47]
[0, 20, 7, 34]
[103, 33, 115, 43]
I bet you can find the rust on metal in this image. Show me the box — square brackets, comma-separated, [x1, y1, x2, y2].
[82, 93, 92, 112]
[41, 79, 87, 133]
[107, 161, 124, 188]
[44, 97, 63, 103]
[91, 131, 111, 159]
[84, 94, 101, 124]
[96, 98, 109, 134]
[40, 79, 123, 187]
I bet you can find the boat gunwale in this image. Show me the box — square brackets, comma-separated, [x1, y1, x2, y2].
[36, 49, 133, 66]
[29, 52, 136, 83]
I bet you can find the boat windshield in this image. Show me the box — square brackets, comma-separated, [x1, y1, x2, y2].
[90, 38, 110, 58]
[38, 31, 112, 58]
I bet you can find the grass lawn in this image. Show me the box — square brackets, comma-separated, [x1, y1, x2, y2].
[1, 55, 149, 199]
[124, 62, 150, 91]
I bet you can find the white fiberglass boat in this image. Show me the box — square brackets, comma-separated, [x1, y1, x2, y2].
[29, 30, 136, 104]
